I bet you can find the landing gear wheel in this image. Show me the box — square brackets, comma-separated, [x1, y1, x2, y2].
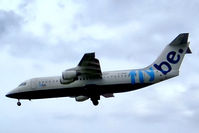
[17, 100, 21, 106]
[90, 96, 100, 106]
[92, 100, 99, 106]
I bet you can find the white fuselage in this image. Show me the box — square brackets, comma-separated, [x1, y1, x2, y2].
[6, 68, 177, 100]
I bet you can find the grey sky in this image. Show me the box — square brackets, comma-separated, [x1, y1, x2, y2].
[1, 0, 199, 133]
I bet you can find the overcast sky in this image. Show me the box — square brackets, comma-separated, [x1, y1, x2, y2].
[1, 0, 199, 133]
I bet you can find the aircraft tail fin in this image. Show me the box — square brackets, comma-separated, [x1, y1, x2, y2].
[147, 33, 191, 75]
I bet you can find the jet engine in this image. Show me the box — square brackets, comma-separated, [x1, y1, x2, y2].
[60, 70, 77, 84]
[62, 70, 77, 80]
[75, 96, 89, 102]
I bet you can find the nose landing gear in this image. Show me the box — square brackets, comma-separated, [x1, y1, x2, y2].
[17, 99, 21, 106]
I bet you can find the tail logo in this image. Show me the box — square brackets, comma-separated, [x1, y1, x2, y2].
[154, 49, 184, 75]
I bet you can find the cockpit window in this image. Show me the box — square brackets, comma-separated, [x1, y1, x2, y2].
[19, 82, 26, 87]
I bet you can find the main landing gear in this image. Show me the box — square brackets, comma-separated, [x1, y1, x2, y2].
[90, 96, 100, 106]
[91, 99, 99, 106]
[17, 99, 21, 106]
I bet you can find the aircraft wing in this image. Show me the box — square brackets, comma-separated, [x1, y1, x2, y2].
[76, 53, 102, 78]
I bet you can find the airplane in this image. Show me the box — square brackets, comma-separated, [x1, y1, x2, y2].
[6, 33, 191, 106]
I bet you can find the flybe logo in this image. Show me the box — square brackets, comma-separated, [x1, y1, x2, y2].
[129, 48, 184, 85]
[154, 49, 184, 75]
[129, 67, 155, 85]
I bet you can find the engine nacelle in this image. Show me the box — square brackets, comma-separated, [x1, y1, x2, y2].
[75, 96, 89, 102]
[60, 78, 73, 84]
[60, 70, 77, 84]
[62, 70, 77, 80]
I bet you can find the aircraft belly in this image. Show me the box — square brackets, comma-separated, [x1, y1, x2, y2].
[99, 83, 153, 94]
[13, 87, 85, 99]
[11, 82, 152, 100]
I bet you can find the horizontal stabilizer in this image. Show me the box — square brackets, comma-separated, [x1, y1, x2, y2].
[186, 46, 192, 54]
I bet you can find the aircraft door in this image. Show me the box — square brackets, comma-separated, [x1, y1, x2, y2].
[30, 79, 37, 90]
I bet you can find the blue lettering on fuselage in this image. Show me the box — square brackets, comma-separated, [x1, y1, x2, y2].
[129, 71, 136, 84]
[154, 49, 183, 75]
[138, 71, 144, 83]
[39, 83, 46, 87]
[144, 67, 155, 81]
[129, 67, 155, 85]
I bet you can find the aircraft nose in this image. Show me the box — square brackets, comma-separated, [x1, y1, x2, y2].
[6, 89, 18, 98]
[6, 93, 12, 98]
